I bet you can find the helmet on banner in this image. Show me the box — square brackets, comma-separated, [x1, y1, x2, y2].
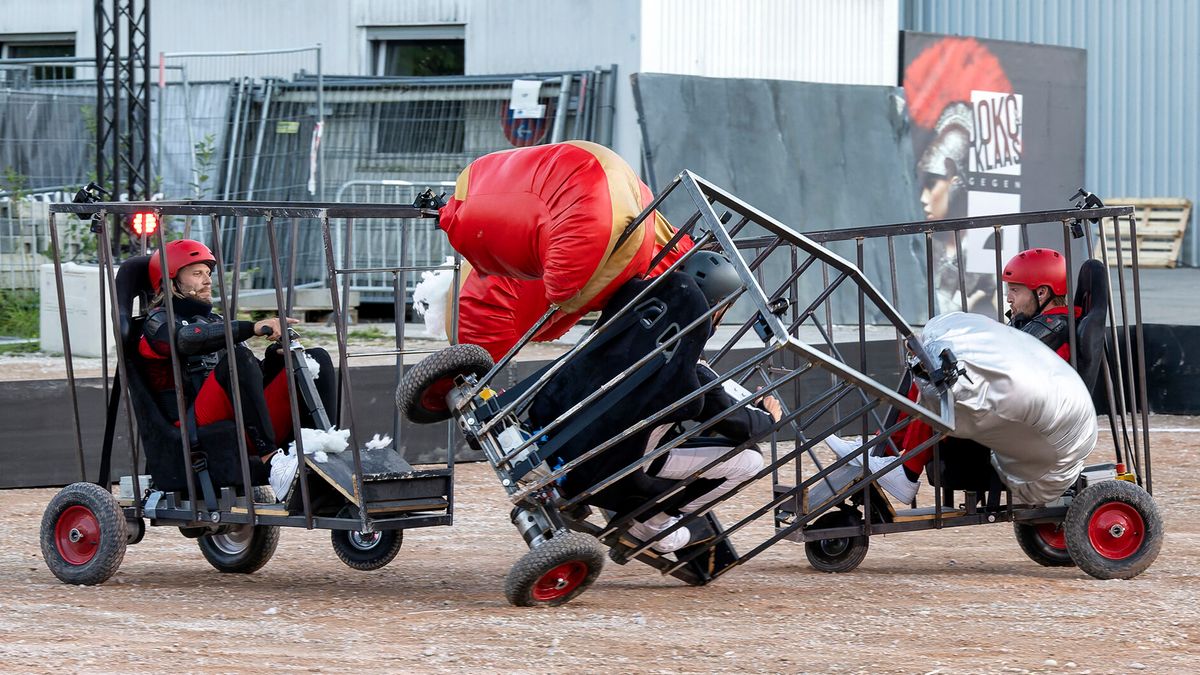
[148, 239, 216, 291]
[1003, 248, 1067, 296]
[917, 103, 972, 186]
[682, 251, 742, 308]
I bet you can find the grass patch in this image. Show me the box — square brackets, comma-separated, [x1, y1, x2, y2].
[0, 290, 39, 338]
[348, 327, 387, 340]
[0, 341, 39, 354]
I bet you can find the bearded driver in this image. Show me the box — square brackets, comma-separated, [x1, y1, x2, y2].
[1002, 248, 1079, 360]
[138, 239, 335, 500]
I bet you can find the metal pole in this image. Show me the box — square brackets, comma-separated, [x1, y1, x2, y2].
[244, 78, 274, 201]
[221, 77, 247, 201]
[316, 43, 325, 201]
[49, 212, 88, 482]
[550, 74, 571, 143]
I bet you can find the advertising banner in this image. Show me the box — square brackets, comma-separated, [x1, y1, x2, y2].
[902, 32, 1086, 316]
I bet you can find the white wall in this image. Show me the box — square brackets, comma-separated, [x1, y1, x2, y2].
[640, 0, 899, 86]
[1, 0, 901, 177]
[465, 0, 644, 167]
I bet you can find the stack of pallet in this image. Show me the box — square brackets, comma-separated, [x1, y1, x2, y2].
[1100, 198, 1192, 268]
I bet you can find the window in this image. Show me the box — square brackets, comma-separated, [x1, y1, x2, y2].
[1, 35, 75, 80]
[367, 26, 465, 155]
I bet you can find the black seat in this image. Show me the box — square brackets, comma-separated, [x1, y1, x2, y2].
[1072, 258, 1110, 393]
[114, 255, 264, 493]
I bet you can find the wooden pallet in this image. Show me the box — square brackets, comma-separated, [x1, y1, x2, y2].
[1100, 198, 1192, 268]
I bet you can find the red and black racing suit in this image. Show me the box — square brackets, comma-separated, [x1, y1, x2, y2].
[138, 296, 335, 456]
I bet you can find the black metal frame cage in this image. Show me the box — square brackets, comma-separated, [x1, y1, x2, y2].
[39, 198, 460, 585]
[401, 171, 1162, 607]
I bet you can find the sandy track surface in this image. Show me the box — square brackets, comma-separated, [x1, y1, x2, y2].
[1, 426, 1196, 674]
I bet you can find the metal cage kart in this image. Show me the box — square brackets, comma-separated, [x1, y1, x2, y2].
[40, 196, 458, 585]
[400, 173, 1162, 607]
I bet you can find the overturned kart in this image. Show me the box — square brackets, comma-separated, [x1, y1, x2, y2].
[40, 196, 456, 585]
[400, 172, 1162, 606]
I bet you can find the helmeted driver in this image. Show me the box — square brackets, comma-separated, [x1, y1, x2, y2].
[1003, 247, 1080, 359]
[626, 250, 779, 552]
[138, 239, 335, 500]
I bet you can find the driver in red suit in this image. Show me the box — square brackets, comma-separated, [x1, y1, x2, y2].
[826, 247, 1084, 504]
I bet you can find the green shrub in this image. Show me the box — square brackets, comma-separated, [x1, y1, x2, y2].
[0, 290, 39, 338]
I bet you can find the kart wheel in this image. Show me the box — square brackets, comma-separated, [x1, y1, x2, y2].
[197, 523, 280, 574]
[505, 530, 605, 607]
[40, 482, 128, 585]
[330, 507, 403, 571]
[127, 517, 146, 546]
[1064, 480, 1162, 580]
[396, 344, 494, 424]
[804, 509, 869, 573]
[1013, 521, 1074, 567]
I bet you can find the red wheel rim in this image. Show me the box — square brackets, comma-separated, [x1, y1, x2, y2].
[55, 505, 101, 565]
[1035, 522, 1067, 551]
[1088, 502, 1145, 560]
[419, 377, 456, 412]
[531, 561, 589, 602]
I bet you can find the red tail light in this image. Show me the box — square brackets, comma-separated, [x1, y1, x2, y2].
[131, 212, 158, 236]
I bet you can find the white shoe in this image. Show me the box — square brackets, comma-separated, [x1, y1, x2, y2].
[269, 451, 299, 503]
[824, 435, 864, 457]
[824, 435, 919, 504]
[626, 512, 691, 553]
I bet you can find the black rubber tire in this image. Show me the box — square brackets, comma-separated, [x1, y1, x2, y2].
[126, 518, 146, 546]
[804, 510, 869, 573]
[1013, 521, 1075, 567]
[396, 344, 494, 424]
[330, 506, 404, 571]
[197, 523, 280, 574]
[1064, 480, 1163, 580]
[504, 530, 605, 607]
[40, 482, 128, 585]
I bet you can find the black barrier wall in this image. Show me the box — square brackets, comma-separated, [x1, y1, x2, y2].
[632, 73, 930, 325]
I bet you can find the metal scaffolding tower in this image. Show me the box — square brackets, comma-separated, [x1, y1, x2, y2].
[94, 0, 151, 246]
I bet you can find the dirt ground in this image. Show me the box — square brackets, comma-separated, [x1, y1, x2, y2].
[1, 422, 1197, 674]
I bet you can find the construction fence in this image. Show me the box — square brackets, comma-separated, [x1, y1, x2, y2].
[0, 50, 618, 298]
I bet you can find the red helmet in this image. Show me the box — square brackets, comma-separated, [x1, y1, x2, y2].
[1002, 248, 1067, 296]
[148, 239, 216, 291]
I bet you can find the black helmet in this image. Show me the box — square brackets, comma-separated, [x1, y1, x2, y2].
[682, 250, 741, 307]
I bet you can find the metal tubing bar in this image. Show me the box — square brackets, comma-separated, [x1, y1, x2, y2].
[1111, 216, 1145, 482]
[925, 232, 936, 318]
[805, 311, 901, 457]
[48, 212, 88, 482]
[1127, 214, 1153, 492]
[339, 216, 353, 425]
[953, 229, 967, 312]
[1097, 216, 1135, 467]
[321, 216, 368, 520]
[394, 220, 410, 455]
[596, 363, 827, 543]
[1062, 222, 1078, 370]
[789, 205, 1135, 244]
[208, 213, 257, 522]
[565, 353, 808, 513]
[993, 225, 1005, 323]
[266, 216, 315, 526]
[152, 223, 201, 521]
[332, 263, 455, 275]
[494, 297, 741, 469]
[657, 401, 918, 570]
